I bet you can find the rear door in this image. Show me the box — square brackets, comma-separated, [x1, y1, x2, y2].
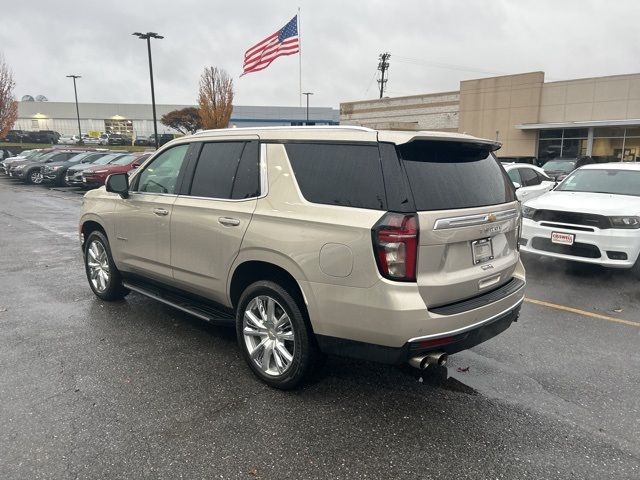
[170, 138, 260, 304]
[393, 140, 519, 307]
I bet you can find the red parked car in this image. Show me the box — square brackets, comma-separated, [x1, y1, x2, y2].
[81, 152, 151, 188]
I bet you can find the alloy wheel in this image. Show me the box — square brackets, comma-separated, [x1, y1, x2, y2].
[242, 295, 296, 376]
[86, 240, 110, 293]
[30, 171, 43, 184]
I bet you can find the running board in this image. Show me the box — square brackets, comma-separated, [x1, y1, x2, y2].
[122, 279, 235, 326]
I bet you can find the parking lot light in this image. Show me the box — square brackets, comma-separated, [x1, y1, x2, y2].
[66, 75, 83, 145]
[132, 32, 164, 149]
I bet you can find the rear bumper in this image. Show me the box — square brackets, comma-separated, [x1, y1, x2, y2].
[521, 219, 640, 268]
[303, 259, 526, 362]
[316, 303, 521, 364]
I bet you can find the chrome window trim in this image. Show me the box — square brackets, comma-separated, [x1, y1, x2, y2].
[433, 208, 519, 230]
[127, 192, 179, 199]
[408, 295, 525, 343]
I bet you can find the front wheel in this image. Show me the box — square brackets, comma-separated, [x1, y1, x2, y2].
[236, 281, 320, 390]
[26, 169, 43, 184]
[631, 255, 640, 280]
[84, 230, 129, 301]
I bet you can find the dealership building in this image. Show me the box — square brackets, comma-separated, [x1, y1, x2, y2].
[15, 102, 339, 138]
[341, 71, 640, 163]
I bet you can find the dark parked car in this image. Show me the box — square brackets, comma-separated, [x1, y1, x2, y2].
[10, 150, 89, 184]
[41, 151, 110, 186]
[2, 130, 29, 143]
[107, 134, 132, 146]
[24, 130, 61, 144]
[541, 157, 601, 181]
[65, 152, 129, 186]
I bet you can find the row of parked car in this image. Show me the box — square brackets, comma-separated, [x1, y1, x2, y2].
[2, 130, 177, 147]
[0, 147, 151, 189]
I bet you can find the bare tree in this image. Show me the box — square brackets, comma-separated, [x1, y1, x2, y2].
[198, 67, 234, 129]
[0, 54, 18, 139]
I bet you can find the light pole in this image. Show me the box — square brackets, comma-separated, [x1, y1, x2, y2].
[302, 92, 313, 125]
[66, 75, 82, 144]
[132, 32, 163, 149]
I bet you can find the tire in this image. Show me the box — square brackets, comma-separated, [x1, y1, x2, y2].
[236, 280, 321, 390]
[84, 230, 129, 301]
[631, 255, 640, 279]
[25, 168, 43, 185]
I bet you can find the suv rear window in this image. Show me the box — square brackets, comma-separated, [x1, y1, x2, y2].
[285, 143, 386, 210]
[396, 141, 515, 211]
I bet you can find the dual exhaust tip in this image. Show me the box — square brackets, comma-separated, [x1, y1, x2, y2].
[409, 351, 448, 370]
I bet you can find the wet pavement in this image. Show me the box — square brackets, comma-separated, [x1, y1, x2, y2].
[0, 177, 638, 479]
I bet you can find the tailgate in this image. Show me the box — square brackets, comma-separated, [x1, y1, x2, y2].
[417, 204, 520, 307]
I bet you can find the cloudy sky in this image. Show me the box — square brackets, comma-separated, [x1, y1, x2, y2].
[2, 0, 640, 109]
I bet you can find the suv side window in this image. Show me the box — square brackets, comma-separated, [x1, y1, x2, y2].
[519, 167, 541, 187]
[134, 144, 189, 194]
[284, 143, 386, 210]
[189, 141, 246, 199]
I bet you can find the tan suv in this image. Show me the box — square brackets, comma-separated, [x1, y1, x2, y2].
[79, 126, 525, 389]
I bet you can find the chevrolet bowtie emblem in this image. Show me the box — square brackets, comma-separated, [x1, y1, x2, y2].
[487, 213, 497, 222]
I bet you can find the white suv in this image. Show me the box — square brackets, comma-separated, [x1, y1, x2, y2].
[80, 126, 526, 389]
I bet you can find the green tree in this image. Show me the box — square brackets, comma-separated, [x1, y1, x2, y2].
[160, 107, 202, 135]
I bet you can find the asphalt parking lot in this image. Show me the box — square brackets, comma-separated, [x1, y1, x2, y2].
[0, 177, 638, 479]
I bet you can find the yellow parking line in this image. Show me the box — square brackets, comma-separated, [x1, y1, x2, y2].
[524, 297, 640, 328]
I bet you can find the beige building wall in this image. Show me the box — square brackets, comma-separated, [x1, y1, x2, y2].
[458, 72, 544, 157]
[340, 92, 459, 132]
[539, 73, 640, 123]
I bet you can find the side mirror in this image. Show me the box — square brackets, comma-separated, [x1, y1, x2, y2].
[513, 182, 521, 190]
[105, 172, 129, 198]
[131, 162, 140, 169]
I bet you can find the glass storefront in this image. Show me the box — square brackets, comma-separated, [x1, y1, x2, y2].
[537, 126, 640, 164]
[537, 128, 588, 164]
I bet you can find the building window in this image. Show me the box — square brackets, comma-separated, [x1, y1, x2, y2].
[592, 127, 639, 162]
[537, 128, 587, 164]
[104, 119, 133, 135]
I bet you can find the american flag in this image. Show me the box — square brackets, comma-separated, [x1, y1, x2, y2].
[242, 16, 300, 75]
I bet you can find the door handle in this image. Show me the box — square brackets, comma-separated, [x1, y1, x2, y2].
[218, 217, 240, 227]
[153, 208, 169, 216]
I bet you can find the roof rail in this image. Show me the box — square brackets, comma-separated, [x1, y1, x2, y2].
[192, 125, 375, 136]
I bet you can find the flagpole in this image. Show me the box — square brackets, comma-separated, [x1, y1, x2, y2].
[298, 7, 302, 107]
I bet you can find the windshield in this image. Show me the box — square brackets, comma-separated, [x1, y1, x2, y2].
[557, 169, 640, 197]
[68, 152, 92, 163]
[93, 154, 125, 165]
[543, 160, 576, 173]
[110, 154, 136, 165]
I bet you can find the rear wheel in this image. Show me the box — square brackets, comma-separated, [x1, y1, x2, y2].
[236, 281, 320, 389]
[84, 230, 129, 301]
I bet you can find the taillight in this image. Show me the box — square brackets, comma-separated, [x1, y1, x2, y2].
[372, 212, 419, 282]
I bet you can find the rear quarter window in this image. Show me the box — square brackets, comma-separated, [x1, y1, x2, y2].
[284, 143, 386, 210]
[396, 141, 515, 211]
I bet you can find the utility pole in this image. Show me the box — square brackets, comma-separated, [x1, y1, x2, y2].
[377, 52, 390, 99]
[66, 75, 83, 144]
[302, 92, 313, 124]
[133, 32, 164, 149]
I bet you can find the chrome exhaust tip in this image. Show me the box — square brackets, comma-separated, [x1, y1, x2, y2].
[408, 351, 448, 370]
